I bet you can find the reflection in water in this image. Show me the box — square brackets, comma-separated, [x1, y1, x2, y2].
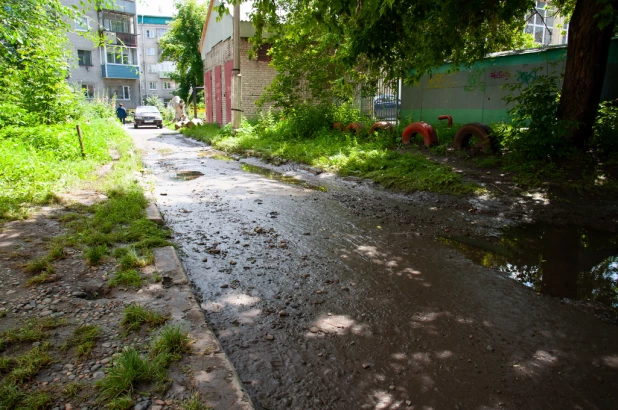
[443, 224, 618, 313]
[240, 164, 328, 191]
[167, 170, 204, 181]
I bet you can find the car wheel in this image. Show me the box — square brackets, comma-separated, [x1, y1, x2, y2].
[134, 124, 138, 129]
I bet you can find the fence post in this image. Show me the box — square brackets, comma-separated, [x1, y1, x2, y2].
[76, 125, 85, 158]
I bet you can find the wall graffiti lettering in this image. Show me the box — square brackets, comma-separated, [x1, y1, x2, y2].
[426, 73, 456, 89]
[464, 68, 486, 92]
[516, 68, 542, 85]
[489, 70, 511, 80]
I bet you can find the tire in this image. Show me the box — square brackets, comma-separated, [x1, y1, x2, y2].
[401, 122, 438, 147]
[453, 122, 495, 153]
[437, 115, 453, 128]
[331, 122, 345, 131]
[134, 123, 138, 129]
[369, 121, 394, 135]
[345, 122, 366, 134]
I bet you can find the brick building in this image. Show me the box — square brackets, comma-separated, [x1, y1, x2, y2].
[199, 1, 276, 125]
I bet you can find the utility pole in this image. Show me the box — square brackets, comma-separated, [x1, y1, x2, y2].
[231, 1, 242, 129]
[192, 80, 197, 119]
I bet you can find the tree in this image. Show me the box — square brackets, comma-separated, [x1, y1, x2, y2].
[159, 0, 208, 104]
[248, 0, 616, 149]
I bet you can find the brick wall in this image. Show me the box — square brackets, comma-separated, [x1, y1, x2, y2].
[203, 37, 276, 124]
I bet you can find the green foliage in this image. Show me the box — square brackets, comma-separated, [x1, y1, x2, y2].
[182, 392, 212, 410]
[159, 0, 207, 102]
[64, 325, 101, 358]
[108, 269, 143, 289]
[591, 100, 618, 156]
[501, 70, 575, 160]
[150, 325, 191, 360]
[121, 304, 168, 332]
[86, 245, 108, 266]
[144, 95, 166, 113]
[96, 348, 155, 403]
[0, 381, 51, 410]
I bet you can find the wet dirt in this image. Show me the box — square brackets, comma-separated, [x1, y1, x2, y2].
[240, 163, 328, 192]
[131, 126, 618, 410]
[165, 170, 204, 181]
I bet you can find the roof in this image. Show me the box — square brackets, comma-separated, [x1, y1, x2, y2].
[199, 0, 256, 54]
[137, 15, 173, 25]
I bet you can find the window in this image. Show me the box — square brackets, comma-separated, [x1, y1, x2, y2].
[157, 29, 168, 39]
[256, 44, 272, 62]
[561, 21, 569, 44]
[77, 50, 92, 66]
[148, 64, 159, 74]
[525, 1, 554, 45]
[146, 29, 155, 38]
[163, 82, 173, 90]
[106, 47, 136, 65]
[110, 86, 130, 100]
[81, 84, 94, 99]
[147, 47, 156, 56]
[149, 82, 158, 90]
[75, 16, 89, 31]
[160, 62, 175, 72]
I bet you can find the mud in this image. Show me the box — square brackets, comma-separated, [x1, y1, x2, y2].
[131, 126, 618, 410]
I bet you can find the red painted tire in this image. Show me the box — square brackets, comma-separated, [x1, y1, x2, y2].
[437, 115, 453, 128]
[345, 122, 366, 134]
[331, 122, 345, 131]
[453, 122, 495, 153]
[368, 121, 395, 135]
[401, 122, 438, 147]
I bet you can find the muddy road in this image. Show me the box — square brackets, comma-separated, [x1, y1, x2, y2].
[130, 126, 618, 410]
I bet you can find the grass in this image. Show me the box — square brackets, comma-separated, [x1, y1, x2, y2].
[85, 245, 108, 265]
[0, 381, 52, 410]
[182, 392, 212, 410]
[24, 257, 54, 275]
[25, 272, 54, 287]
[64, 325, 101, 358]
[0, 318, 67, 351]
[108, 269, 143, 289]
[121, 304, 168, 332]
[3, 343, 54, 384]
[150, 325, 191, 363]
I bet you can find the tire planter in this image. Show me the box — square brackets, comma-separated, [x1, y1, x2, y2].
[401, 122, 438, 147]
[453, 122, 495, 153]
[345, 122, 366, 134]
[368, 121, 395, 135]
[331, 122, 345, 131]
[437, 115, 453, 128]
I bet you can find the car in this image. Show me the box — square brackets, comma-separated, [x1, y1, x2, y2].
[134, 106, 163, 128]
[373, 94, 401, 120]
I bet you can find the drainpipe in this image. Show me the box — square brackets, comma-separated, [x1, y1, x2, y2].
[231, 2, 241, 129]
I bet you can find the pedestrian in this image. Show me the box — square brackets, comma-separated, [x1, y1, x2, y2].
[116, 103, 127, 124]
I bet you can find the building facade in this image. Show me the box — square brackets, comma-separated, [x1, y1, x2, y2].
[199, 0, 276, 125]
[64, 0, 141, 108]
[137, 15, 177, 104]
[525, 1, 569, 46]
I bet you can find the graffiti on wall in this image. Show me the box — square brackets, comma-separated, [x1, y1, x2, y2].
[426, 73, 457, 89]
[464, 68, 486, 92]
[489, 70, 511, 80]
[515, 67, 543, 85]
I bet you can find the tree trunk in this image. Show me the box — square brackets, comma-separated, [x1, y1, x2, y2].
[557, 0, 616, 149]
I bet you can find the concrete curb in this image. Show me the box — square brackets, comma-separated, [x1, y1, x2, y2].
[149, 207, 254, 409]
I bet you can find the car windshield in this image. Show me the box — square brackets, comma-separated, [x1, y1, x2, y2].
[136, 106, 160, 114]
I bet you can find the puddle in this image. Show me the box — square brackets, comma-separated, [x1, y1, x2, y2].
[443, 224, 618, 314]
[240, 164, 328, 191]
[166, 170, 204, 181]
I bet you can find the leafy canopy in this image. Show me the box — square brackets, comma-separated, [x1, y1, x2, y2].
[159, 0, 208, 103]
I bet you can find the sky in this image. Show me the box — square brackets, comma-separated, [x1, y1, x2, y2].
[136, 0, 178, 17]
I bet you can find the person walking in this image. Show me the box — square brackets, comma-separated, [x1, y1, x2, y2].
[116, 103, 127, 124]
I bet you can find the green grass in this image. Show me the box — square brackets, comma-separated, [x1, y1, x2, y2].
[24, 257, 54, 275]
[108, 269, 143, 289]
[4, 343, 54, 384]
[64, 325, 100, 358]
[121, 304, 168, 332]
[182, 392, 212, 410]
[25, 272, 54, 287]
[0, 318, 66, 351]
[85, 245, 108, 265]
[150, 325, 191, 365]
[0, 381, 52, 410]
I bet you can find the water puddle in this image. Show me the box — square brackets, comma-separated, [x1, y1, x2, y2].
[198, 151, 234, 161]
[240, 164, 328, 191]
[443, 224, 618, 315]
[166, 170, 204, 181]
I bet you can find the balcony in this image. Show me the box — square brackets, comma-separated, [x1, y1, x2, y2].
[158, 71, 173, 79]
[101, 64, 139, 79]
[101, 0, 136, 15]
[113, 32, 137, 47]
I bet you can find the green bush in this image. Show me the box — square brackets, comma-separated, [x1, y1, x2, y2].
[591, 100, 618, 157]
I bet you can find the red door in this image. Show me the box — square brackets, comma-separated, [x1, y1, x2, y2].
[204, 70, 213, 123]
[214, 65, 222, 125]
[224, 60, 233, 124]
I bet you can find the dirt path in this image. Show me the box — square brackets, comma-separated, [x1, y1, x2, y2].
[132, 126, 618, 410]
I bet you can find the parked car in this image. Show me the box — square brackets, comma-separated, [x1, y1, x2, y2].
[373, 94, 401, 120]
[134, 106, 163, 129]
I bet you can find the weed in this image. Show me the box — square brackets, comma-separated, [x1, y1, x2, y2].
[25, 272, 54, 287]
[106, 395, 134, 410]
[64, 325, 100, 358]
[150, 325, 191, 365]
[63, 381, 82, 397]
[86, 245, 108, 265]
[119, 247, 148, 270]
[108, 269, 143, 289]
[153, 271, 162, 283]
[24, 257, 54, 275]
[121, 304, 168, 332]
[182, 392, 212, 410]
[7, 343, 53, 384]
[0, 310, 6, 318]
[96, 347, 167, 403]
[47, 242, 67, 260]
[0, 317, 66, 349]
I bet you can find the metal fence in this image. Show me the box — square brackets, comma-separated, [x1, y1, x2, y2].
[354, 79, 401, 125]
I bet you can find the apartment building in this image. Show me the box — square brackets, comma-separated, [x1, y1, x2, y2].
[64, 0, 141, 108]
[525, 1, 569, 46]
[137, 15, 177, 103]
